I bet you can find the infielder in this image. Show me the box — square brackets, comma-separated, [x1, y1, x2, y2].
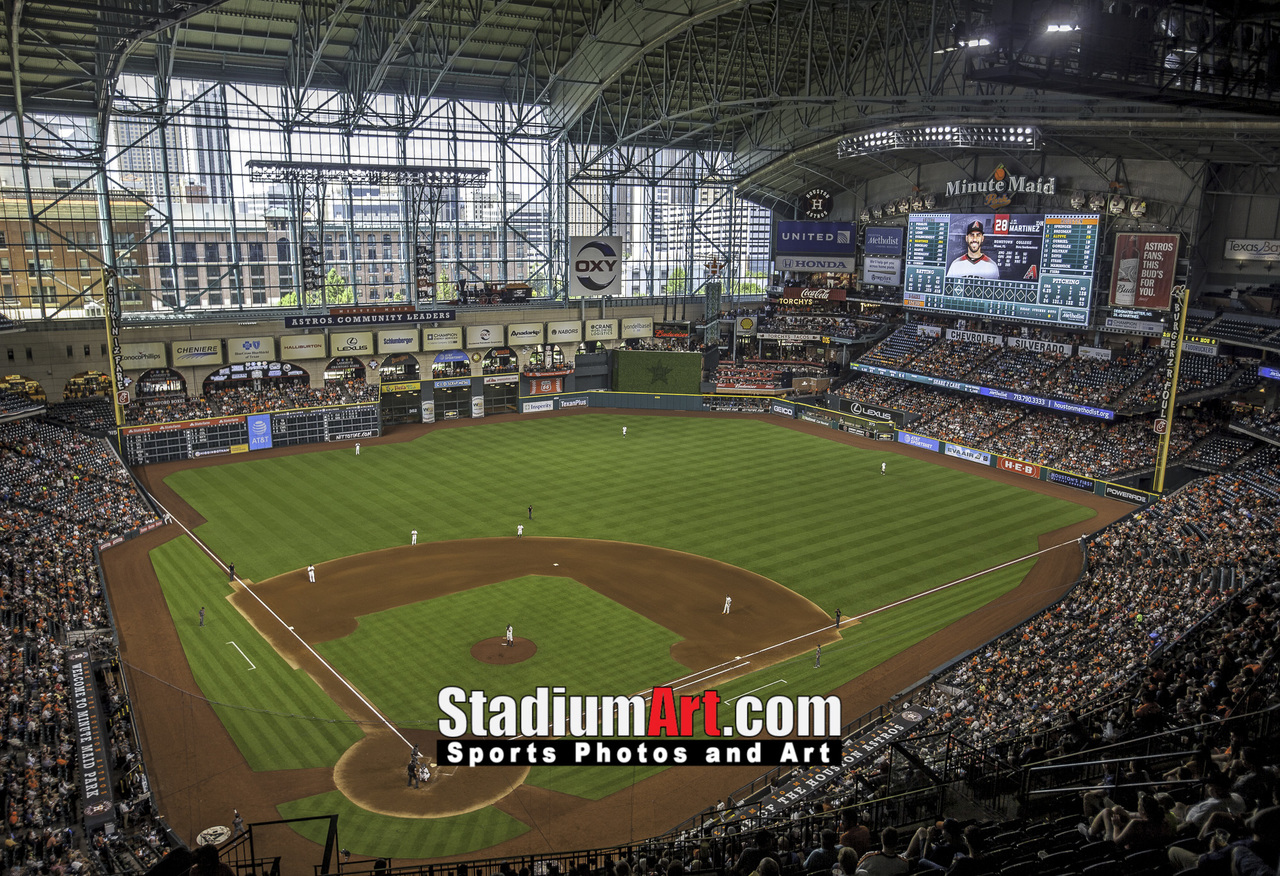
[722, 595, 732, 614]
[307, 564, 315, 582]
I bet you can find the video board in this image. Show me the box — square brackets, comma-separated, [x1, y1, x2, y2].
[903, 213, 1100, 326]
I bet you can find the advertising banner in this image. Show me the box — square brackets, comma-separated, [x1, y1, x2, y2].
[1181, 339, 1218, 356]
[864, 226, 905, 256]
[736, 315, 757, 337]
[528, 377, 564, 395]
[247, 413, 273, 451]
[330, 332, 375, 355]
[507, 322, 545, 345]
[422, 400, 435, 423]
[586, 319, 619, 341]
[771, 401, 796, 417]
[776, 221, 857, 256]
[776, 255, 857, 272]
[227, 336, 276, 364]
[1103, 482, 1154, 504]
[1078, 345, 1112, 360]
[471, 396, 485, 418]
[897, 431, 940, 452]
[944, 443, 992, 465]
[998, 457, 1041, 478]
[558, 397, 590, 409]
[862, 257, 902, 286]
[1047, 469, 1096, 492]
[523, 399, 554, 413]
[378, 329, 420, 353]
[1008, 336, 1072, 356]
[280, 334, 327, 359]
[120, 342, 167, 368]
[172, 340, 224, 367]
[569, 236, 623, 298]
[945, 328, 1003, 345]
[483, 374, 519, 385]
[620, 317, 654, 339]
[422, 327, 464, 350]
[1103, 317, 1166, 336]
[548, 321, 583, 343]
[1110, 233, 1179, 310]
[854, 362, 1115, 420]
[1260, 366, 1280, 381]
[779, 287, 847, 305]
[434, 377, 472, 388]
[466, 324, 504, 348]
[1224, 238, 1280, 262]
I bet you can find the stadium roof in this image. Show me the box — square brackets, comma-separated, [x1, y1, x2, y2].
[5, 0, 1280, 208]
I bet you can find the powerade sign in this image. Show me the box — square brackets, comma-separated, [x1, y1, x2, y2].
[776, 221, 857, 256]
[864, 227, 904, 256]
[897, 431, 939, 452]
[945, 443, 991, 465]
[247, 413, 273, 451]
[852, 363, 1115, 420]
[1047, 470, 1095, 492]
[1104, 483, 1152, 504]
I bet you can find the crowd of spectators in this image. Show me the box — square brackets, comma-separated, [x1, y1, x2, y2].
[0, 415, 171, 875]
[121, 379, 379, 426]
[1126, 353, 1258, 410]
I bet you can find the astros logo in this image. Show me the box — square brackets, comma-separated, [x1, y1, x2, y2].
[574, 240, 620, 293]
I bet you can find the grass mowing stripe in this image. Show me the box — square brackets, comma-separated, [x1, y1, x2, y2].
[157, 415, 1096, 841]
[277, 791, 528, 859]
[149, 537, 362, 770]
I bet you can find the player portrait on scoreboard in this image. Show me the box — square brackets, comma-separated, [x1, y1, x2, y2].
[945, 215, 1042, 282]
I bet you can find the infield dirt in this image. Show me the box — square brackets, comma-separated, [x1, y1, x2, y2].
[111, 410, 1131, 872]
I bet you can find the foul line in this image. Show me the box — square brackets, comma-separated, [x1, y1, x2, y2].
[226, 641, 256, 670]
[151, 501, 410, 749]
[149, 492, 1080, 748]
[658, 536, 1083, 695]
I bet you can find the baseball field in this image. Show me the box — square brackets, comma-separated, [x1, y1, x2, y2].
[107, 410, 1128, 867]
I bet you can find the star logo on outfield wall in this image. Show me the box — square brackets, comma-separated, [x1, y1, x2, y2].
[647, 362, 673, 385]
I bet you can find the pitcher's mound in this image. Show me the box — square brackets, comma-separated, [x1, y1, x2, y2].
[472, 637, 536, 663]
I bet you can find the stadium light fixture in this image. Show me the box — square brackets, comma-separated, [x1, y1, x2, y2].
[838, 125, 1039, 158]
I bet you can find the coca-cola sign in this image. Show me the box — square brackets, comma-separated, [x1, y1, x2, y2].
[781, 287, 847, 301]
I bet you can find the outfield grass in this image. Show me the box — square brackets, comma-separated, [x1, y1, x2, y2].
[151, 414, 1097, 857]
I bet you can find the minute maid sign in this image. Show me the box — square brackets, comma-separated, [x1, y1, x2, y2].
[172, 340, 224, 366]
[945, 164, 1056, 209]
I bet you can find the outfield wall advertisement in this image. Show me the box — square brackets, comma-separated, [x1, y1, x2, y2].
[895, 430, 1154, 503]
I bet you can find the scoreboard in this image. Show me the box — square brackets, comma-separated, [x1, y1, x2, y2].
[903, 213, 1099, 326]
[120, 405, 380, 465]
